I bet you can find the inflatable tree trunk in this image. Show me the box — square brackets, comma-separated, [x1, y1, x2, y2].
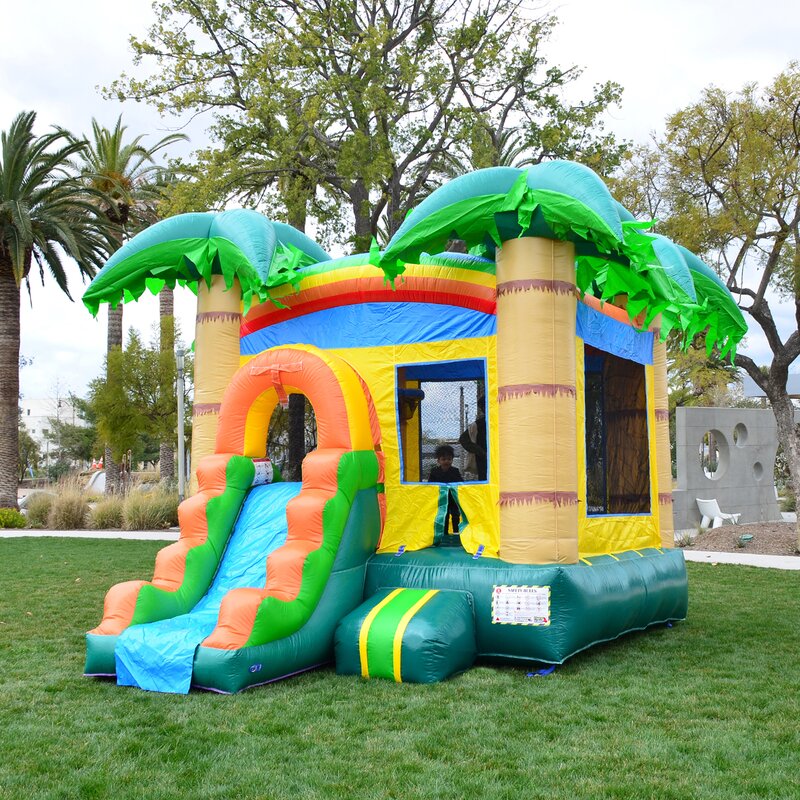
[652, 323, 674, 548]
[496, 237, 578, 564]
[190, 276, 242, 493]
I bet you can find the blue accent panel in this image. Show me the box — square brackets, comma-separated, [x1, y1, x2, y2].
[114, 482, 302, 694]
[576, 303, 653, 365]
[405, 359, 486, 381]
[241, 303, 497, 354]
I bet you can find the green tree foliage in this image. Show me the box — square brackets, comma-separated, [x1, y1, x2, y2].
[17, 416, 40, 481]
[89, 329, 192, 469]
[614, 64, 800, 547]
[0, 111, 112, 509]
[66, 117, 187, 241]
[668, 341, 741, 411]
[108, 0, 625, 250]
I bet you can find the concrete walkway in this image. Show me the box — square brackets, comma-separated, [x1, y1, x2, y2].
[0, 529, 179, 541]
[2, 529, 797, 570]
[682, 550, 800, 570]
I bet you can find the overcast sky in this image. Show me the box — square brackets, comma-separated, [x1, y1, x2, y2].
[3, 0, 800, 399]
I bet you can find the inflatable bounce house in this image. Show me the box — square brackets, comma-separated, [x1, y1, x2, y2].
[82, 163, 746, 693]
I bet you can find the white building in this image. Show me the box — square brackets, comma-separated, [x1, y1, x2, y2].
[19, 397, 88, 470]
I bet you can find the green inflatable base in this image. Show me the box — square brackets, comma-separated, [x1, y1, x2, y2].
[363, 547, 688, 664]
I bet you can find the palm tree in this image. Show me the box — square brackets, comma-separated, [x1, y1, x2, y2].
[68, 117, 186, 492]
[0, 111, 112, 508]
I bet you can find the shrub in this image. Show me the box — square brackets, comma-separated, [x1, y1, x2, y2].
[0, 508, 26, 529]
[90, 498, 125, 530]
[47, 492, 90, 530]
[25, 493, 54, 529]
[123, 491, 179, 531]
[780, 493, 796, 513]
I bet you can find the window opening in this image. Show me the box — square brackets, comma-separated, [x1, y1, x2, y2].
[397, 360, 487, 483]
[584, 346, 650, 515]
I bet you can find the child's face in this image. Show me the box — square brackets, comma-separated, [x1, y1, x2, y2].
[437, 454, 453, 470]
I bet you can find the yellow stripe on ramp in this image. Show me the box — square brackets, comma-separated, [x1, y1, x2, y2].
[392, 590, 438, 683]
[359, 589, 404, 678]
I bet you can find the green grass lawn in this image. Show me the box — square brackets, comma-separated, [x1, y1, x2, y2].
[0, 538, 798, 800]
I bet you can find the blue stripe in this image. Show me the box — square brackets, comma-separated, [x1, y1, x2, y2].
[576, 303, 653, 365]
[241, 302, 497, 354]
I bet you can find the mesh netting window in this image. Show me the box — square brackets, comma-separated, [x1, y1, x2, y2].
[397, 361, 487, 483]
[584, 347, 650, 515]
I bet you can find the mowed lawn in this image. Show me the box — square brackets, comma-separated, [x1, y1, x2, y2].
[0, 538, 798, 800]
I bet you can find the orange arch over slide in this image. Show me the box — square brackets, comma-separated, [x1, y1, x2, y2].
[217, 344, 380, 456]
[202, 345, 384, 650]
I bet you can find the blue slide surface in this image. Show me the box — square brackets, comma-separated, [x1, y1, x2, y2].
[115, 481, 302, 693]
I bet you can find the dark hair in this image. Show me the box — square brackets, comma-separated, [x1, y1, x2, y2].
[435, 444, 455, 459]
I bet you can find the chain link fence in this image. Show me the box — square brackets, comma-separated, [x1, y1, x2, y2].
[419, 380, 482, 480]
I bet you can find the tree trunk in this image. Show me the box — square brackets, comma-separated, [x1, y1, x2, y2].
[159, 286, 175, 483]
[104, 303, 124, 495]
[190, 276, 242, 493]
[496, 237, 578, 564]
[350, 181, 373, 254]
[769, 392, 800, 552]
[286, 393, 306, 481]
[0, 260, 20, 508]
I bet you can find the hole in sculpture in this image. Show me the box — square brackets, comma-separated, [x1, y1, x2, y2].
[733, 423, 748, 447]
[699, 429, 728, 480]
[753, 461, 764, 480]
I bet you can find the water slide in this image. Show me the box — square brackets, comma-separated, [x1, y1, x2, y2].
[114, 481, 302, 693]
[85, 346, 384, 693]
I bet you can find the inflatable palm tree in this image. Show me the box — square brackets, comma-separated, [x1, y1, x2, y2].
[377, 162, 746, 562]
[83, 210, 329, 489]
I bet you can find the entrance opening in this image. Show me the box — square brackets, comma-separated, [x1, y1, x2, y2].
[396, 360, 487, 483]
[584, 346, 651, 515]
[267, 395, 317, 479]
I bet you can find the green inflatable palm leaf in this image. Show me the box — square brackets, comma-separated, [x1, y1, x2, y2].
[82, 210, 330, 316]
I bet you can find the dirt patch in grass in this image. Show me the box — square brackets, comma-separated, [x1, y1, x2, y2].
[683, 521, 799, 557]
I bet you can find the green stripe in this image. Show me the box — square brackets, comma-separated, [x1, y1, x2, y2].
[433, 485, 449, 545]
[366, 589, 432, 679]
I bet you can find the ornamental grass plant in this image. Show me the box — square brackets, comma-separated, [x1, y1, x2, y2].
[46, 491, 89, 530]
[24, 493, 54, 529]
[89, 497, 125, 530]
[122, 491, 179, 530]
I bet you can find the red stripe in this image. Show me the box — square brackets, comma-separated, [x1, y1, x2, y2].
[242, 286, 496, 336]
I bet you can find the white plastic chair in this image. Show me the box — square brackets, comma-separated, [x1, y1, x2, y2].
[697, 498, 741, 529]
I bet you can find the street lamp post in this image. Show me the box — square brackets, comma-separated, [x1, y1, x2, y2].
[176, 348, 186, 502]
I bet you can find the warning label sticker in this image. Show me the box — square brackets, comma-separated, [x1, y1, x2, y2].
[491, 585, 551, 626]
